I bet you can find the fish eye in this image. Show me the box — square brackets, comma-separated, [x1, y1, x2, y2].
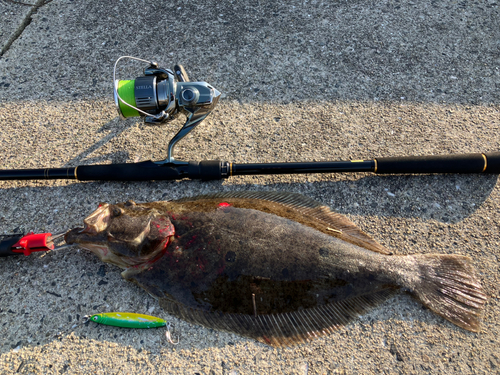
[113, 207, 123, 217]
[93, 316, 98, 321]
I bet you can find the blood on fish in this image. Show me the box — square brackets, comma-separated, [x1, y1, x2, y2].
[216, 259, 225, 274]
[218, 202, 231, 208]
[184, 235, 198, 249]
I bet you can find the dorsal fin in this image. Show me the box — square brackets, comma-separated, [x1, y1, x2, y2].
[174, 191, 391, 255]
[160, 287, 397, 347]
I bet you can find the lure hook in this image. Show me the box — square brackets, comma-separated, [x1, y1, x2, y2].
[166, 322, 179, 345]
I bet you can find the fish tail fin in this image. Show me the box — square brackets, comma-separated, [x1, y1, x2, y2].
[412, 254, 488, 332]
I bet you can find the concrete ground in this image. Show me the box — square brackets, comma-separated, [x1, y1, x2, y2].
[0, 0, 499, 373]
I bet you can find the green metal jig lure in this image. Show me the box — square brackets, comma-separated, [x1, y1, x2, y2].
[88, 312, 166, 329]
[85, 312, 178, 344]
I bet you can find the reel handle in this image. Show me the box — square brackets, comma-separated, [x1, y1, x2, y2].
[174, 64, 189, 82]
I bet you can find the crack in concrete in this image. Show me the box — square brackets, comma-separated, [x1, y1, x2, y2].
[0, 0, 53, 58]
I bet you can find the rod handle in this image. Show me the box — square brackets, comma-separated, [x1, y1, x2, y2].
[76, 160, 225, 181]
[77, 161, 185, 181]
[375, 152, 500, 174]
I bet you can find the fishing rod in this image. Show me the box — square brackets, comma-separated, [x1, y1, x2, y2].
[1, 56, 499, 182]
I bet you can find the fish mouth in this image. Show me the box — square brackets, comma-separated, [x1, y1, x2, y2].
[75, 225, 93, 234]
[64, 226, 109, 253]
[64, 222, 123, 267]
[64, 225, 173, 270]
[65, 226, 166, 269]
[65, 226, 100, 242]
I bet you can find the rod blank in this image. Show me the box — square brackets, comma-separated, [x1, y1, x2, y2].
[231, 160, 374, 176]
[0, 167, 77, 180]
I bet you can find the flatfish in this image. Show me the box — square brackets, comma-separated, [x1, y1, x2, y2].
[65, 192, 488, 346]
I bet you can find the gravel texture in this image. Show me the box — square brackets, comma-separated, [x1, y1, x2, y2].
[0, 0, 499, 374]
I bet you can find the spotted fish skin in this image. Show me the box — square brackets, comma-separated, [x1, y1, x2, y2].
[65, 192, 488, 346]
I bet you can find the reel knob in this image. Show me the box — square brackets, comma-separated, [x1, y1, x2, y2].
[180, 87, 199, 106]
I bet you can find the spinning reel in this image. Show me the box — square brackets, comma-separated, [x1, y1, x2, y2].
[113, 56, 221, 164]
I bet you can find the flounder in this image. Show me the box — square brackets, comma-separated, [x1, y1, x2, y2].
[65, 192, 488, 346]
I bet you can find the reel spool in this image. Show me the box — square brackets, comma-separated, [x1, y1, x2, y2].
[113, 56, 221, 164]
